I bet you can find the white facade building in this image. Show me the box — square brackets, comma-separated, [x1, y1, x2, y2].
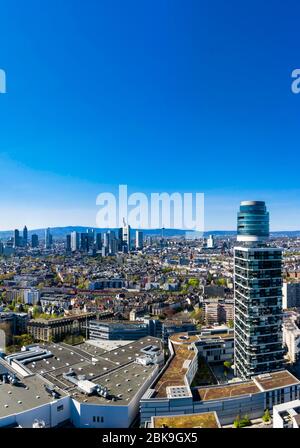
[23, 289, 40, 305]
[273, 399, 300, 428]
[282, 282, 300, 309]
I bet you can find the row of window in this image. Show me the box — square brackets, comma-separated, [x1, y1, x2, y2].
[93, 416, 104, 423]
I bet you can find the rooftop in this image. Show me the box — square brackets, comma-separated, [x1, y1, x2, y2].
[0, 360, 68, 419]
[195, 381, 260, 401]
[5, 336, 163, 406]
[29, 312, 95, 324]
[153, 333, 197, 398]
[254, 370, 300, 391]
[195, 370, 300, 401]
[152, 412, 220, 429]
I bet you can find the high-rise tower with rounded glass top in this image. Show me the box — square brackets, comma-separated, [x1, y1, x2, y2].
[234, 201, 284, 379]
[237, 200, 269, 242]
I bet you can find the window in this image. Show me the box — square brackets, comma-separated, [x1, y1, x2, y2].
[93, 416, 104, 423]
[57, 405, 64, 412]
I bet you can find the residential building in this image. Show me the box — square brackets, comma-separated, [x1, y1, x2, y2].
[273, 400, 300, 428]
[283, 312, 300, 363]
[234, 201, 284, 379]
[89, 320, 149, 341]
[282, 281, 300, 309]
[207, 235, 215, 249]
[27, 312, 96, 342]
[24, 288, 40, 305]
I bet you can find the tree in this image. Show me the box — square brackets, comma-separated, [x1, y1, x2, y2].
[262, 409, 271, 423]
[227, 319, 234, 329]
[233, 414, 251, 428]
[223, 361, 232, 370]
[188, 278, 199, 288]
[217, 278, 227, 286]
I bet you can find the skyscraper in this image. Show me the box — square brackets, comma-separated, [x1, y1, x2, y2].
[234, 201, 284, 379]
[45, 228, 52, 249]
[95, 232, 102, 251]
[71, 231, 80, 252]
[23, 225, 28, 246]
[122, 219, 131, 251]
[66, 234, 71, 252]
[13, 229, 20, 248]
[135, 230, 143, 249]
[108, 230, 117, 255]
[31, 234, 39, 248]
[103, 232, 110, 251]
[118, 227, 123, 251]
[80, 233, 89, 252]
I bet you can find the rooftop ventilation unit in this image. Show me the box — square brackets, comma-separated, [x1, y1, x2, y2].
[44, 384, 60, 399]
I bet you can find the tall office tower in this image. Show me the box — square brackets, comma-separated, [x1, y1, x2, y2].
[45, 228, 52, 249]
[95, 232, 102, 251]
[13, 229, 20, 248]
[118, 227, 123, 251]
[31, 234, 39, 248]
[135, 230, 143, 249]
[87, 228, 94, 248]
[71, 231, 80, 252]
[80, 232, 89, 252]
[23, 225, 28, 246]
[234, 201, 284, 379]
[107, 230, 117, 255]
[103, 232, 110, 250]
[122, 219, 131, 250]
[66, 234, 71, 252]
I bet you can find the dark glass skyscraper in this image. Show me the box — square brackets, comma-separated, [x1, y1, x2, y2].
[234, 201, 284, 379]
[23, 225, 28, 246]
[14, 229, 20, 248]
[31, 234, 39, 248]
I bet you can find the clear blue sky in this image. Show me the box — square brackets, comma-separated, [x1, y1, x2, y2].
[0, 0, 300, 230]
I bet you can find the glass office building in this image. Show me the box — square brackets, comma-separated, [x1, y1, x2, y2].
[237, 200, 269, 242]
[234, 201, 284, 379]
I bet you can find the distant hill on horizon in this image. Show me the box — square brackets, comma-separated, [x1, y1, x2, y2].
[0, 226, 300, 240]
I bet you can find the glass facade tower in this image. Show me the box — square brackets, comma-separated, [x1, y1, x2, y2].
[234, 201, 284, 379]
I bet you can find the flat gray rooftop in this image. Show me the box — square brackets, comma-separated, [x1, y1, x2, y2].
[7, 336, 163, 406]
[0, 361, 68, 418]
